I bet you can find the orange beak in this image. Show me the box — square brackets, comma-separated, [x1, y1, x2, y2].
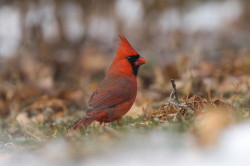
[135, 57, 147, 66]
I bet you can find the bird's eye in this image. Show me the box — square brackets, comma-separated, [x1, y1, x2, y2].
[126, 55, 140, 60]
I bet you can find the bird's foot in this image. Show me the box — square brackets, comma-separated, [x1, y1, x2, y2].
[117, 119, 123, 126]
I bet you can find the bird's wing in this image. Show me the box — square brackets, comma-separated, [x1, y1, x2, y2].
[87, 76, 136, 112]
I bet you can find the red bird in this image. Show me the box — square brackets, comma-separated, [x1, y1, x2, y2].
[71, 35, 146, 130]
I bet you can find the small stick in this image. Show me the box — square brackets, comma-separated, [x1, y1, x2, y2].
[171, 79, 180, 104]
[170, 79, 195, 111]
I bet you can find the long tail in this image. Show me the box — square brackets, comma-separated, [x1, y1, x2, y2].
[68, 118, 94, 131]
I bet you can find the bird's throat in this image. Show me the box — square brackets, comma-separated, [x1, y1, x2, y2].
[126, 55, 140, 76]
[130, 63, 139, 76]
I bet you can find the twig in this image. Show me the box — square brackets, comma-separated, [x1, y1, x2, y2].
[170, 79, 195, 111]
[171, 79, 180, 104]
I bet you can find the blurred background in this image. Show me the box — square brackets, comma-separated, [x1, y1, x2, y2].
[0, 0, 250, 165]
[1, 0, 249, 58]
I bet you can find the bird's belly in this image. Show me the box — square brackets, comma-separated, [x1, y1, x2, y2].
[97, 98, 135, 123]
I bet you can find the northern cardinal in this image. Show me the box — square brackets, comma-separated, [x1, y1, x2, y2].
[70, 35, 146, 130]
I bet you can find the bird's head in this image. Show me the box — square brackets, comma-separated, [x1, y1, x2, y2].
[109, 35, 146, 77]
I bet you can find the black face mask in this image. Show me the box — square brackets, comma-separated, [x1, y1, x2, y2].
[126, 55, 140, 76]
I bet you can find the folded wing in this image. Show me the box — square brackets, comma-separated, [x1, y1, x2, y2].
[87, 76, 136, 113]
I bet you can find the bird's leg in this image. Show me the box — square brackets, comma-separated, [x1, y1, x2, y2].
[98, 121, 106, 132]
[98, 122, 103, 127]
[117, 118, 123, 126]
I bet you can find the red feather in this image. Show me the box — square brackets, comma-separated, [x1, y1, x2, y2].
[88, 75, 136, 110]
[116, 35, 138, 60]
[69, 35, 146, 131]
